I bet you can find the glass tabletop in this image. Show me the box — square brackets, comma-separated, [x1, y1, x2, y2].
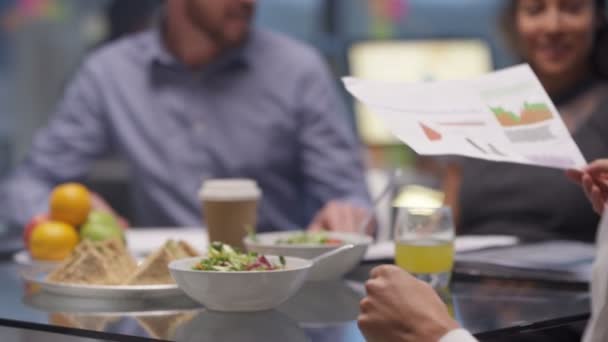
[0, 261, 590, 341]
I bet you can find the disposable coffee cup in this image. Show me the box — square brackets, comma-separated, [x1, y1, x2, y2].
[199, 179, 261, 250]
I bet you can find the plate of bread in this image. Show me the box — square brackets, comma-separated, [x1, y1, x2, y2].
[22, 238, 199, 299]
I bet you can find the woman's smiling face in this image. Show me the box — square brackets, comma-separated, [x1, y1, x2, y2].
[515, 0, 599, 78]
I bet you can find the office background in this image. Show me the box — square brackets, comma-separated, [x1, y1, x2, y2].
[0, 0, 516, 222]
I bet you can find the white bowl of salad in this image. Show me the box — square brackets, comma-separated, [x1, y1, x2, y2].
[243, 231, 372, 281]
[169, 243, 312, 312]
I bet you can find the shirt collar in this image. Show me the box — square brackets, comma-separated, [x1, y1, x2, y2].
[145, 22, 253, 73]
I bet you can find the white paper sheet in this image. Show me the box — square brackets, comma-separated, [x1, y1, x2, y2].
[344, 64, 587, 169]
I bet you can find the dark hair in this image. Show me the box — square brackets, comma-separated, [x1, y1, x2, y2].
[501, 0, 608, 78]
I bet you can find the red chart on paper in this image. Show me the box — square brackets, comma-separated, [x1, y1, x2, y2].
[419, 122, 442, 141]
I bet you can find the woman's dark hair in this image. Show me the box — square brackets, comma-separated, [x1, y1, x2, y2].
[501, 0, 608, 78]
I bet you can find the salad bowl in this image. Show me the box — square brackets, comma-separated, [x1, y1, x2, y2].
[244, 231, 372, 281]
[169, 244, 313, 312]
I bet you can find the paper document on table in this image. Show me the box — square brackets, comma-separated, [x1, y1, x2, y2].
[344, 64, 586, 169]
[455, 240, 595, 283]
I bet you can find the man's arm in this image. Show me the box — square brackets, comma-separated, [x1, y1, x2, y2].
[295, 53, 372, 233]
[0, 62, 111, 227]
[359, 265, 478, 342]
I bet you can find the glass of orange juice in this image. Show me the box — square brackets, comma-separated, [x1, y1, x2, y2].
[394, 206, 455, 288]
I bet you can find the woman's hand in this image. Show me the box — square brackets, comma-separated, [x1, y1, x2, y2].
[567, 159, 608, 214]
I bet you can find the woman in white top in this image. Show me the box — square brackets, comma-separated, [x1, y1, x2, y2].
[358, 160, 608, 342]
[357, 0, 608, 339]
[357, 145, 608, 341]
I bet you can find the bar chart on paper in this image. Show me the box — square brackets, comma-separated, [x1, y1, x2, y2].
[343, 64, 588, 169]
[491, 102, 554, 127]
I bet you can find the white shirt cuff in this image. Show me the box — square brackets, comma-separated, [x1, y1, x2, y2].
[438, 329, 478, 342]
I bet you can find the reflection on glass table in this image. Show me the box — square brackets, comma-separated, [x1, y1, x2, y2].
[23, 287, 201, 341]
[175, 310, 308, 342]
[278, 281, 363, 324]
[0, 325, 107, 342]
[0, 260, 592, 341]
[24, 291, 200, 316]
[452, 279, 589, 335]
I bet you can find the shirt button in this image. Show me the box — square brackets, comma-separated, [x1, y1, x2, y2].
[194, 123, 205, 134]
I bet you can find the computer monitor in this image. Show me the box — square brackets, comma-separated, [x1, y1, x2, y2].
[348, 39, 493, 145]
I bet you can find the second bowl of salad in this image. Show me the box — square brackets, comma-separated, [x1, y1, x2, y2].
[243, 231, 372, 281]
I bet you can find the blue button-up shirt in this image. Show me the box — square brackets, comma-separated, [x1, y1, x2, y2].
[0, 28, 370, 231]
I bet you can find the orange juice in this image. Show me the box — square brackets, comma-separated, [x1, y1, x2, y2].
[395, 239, 454, 274]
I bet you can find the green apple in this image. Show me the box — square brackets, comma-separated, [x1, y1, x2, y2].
[80, 222, 123, 242]
[80, 210, 124, 242]
[86, 211, 119, 227]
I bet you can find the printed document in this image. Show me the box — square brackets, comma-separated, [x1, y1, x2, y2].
[344, 64, 587, 169]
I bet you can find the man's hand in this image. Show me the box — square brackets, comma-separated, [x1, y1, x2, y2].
[307, 200, 371, 234]
[567, 159, 608, 214]
[358, 265, 459, 342]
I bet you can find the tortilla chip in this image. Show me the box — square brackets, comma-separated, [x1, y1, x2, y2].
[126, 244, 175, 285]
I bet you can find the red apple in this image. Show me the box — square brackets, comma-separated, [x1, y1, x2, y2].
[23, 213, 50, 249]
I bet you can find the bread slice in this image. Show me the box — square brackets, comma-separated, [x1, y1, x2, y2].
[46, 240, 93, 283]
[135, 312, 196, 339]
[178, 240, 200, 257]
[46, 244, 119, 285]
[94, 239, 137, 279]
[125, 243, 176, 285]
[70, 314, 112, 331]
[165, 240, 199, 259]
[50, 313, 112, 331]
[46, 238, 195, 286]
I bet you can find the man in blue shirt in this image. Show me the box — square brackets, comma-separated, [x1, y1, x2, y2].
[0, 0, 371, 232]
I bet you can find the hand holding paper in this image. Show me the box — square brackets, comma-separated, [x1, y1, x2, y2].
[344, 64, 587, 170]
[567, 160, 608, 214]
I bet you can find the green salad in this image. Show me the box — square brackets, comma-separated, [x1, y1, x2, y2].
[275, 232, 343, 245]
[192, 242, 285, 272]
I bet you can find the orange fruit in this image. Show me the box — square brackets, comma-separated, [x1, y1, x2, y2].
[29, 221, 79, 261]
[49, 183, 91, 226]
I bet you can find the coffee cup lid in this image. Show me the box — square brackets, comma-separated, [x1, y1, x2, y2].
[199, 179, 261, 201]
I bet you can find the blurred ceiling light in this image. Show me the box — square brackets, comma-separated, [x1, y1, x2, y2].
[392, 185, 444, 211]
